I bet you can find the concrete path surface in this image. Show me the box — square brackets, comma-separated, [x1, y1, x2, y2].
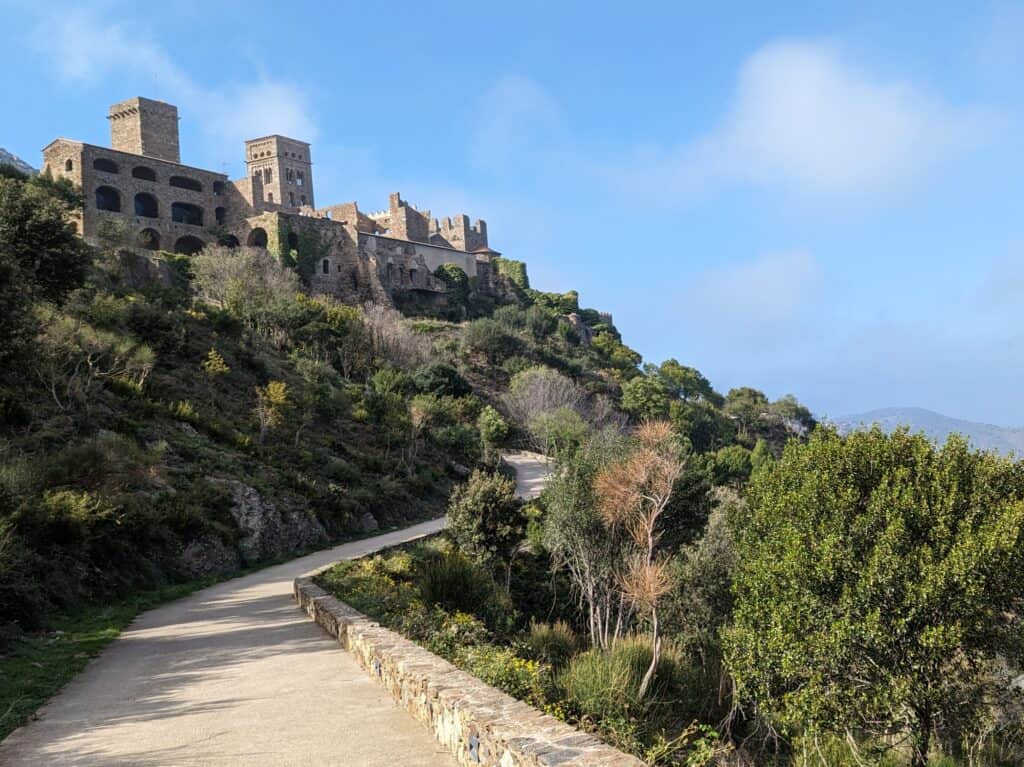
[503, 451, 551, 500]
[0, 518, 454, 767]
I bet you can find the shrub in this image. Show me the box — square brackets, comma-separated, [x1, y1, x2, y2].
[525, 620, 578, 670]
[560, 635, 687, 723]
[492, 304, 526, 330]
[415, 550, 498, 616]
[446, 470, 525, 590]
[455, 643, 551, 707]
[412, 362, 471, 397]
[460, 318, 519, 363]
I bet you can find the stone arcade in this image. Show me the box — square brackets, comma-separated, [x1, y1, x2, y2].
[42, 97, 505, 308]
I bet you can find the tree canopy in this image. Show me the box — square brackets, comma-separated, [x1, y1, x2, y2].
[725, 427, 1024, 766]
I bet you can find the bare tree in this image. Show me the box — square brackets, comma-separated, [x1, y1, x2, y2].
[594, 421, 685, 699]
[361, 303, 433, 371]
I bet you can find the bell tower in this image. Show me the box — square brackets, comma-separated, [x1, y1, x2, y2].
[244, 135, 314, 210]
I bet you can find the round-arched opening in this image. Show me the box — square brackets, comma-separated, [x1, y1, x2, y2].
[218, 234, 240, 247]
[132, 166, 157, 182]
[247, 228, 268, 248]
[171, 202, 203, 226]
[173, 235, 205, 255]
[133, 192, 158, 218]
[215, 206, 226, 225]
[95, 186, 121, 212]
[93, 157, 119, 174]
[64, 159, 73, 172]
[137, 228, 160, 251]
[321, 258, 330, 275]
[169, 176, 203, 192]
[287, 232, 299, 250]
[213, 181, 225, 195]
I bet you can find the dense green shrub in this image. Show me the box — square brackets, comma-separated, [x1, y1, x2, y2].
[525, 620, 578, 670]
[415, 550, 499, 617]
[446, 470, 525, 589]
[460, 318, 519, 363]
[560, 635, 688, 722]
[412, 362, 471, 397]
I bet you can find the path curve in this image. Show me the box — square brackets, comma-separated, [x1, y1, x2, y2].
[0, 456, 553, 766]
[0, 519, 455, 767]
[503, 450, 551, 500]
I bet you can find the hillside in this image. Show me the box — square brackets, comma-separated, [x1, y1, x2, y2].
[832, 406, 1024, 455]
[0, 148, 35, 176]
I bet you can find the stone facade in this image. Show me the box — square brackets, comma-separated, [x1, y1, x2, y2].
[41, 97, 504, 308]
[294, 574, 644, 767]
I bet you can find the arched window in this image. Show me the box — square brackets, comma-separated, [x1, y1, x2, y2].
[267, 192, 273, 203]
[321, 259, 330, 275]
[287, 232, 299, 251]
[247, 228, 268, 248]
[215, 207, 226, 225]
[300, 195, 306, 205]
[213, 181, 225, 195]
[171, 202, 203, 226]
[218, 234, 240, 247]
[386, 263, 396, 283]
[252, 169, 262, 183]
[264, 168, 273, 183]
[64, 159, 73, 172]
[409, 268, 417, 286]
[93, 157, 119, 174]
[132, 166, 157, 181]
[137, 228, 160, 250]
[173, 235, 205, 255]
[288, 191, 295, 206]
[95, 186, 121, 212]
[134, 193, 158, 218]
[169, 176, 203, 192]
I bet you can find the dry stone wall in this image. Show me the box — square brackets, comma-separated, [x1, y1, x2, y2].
[293, 574, 643, 767]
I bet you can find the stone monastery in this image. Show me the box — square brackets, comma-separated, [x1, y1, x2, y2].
[42, 97, 505, 307]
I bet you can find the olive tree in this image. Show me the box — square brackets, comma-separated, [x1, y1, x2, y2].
[724, 427, 1024, 766]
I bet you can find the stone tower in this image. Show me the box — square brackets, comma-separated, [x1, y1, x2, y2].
[107, 97, 180, 163]
[244, 135, 314, 210]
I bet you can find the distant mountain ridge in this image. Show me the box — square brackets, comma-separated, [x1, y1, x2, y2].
[831, 407, 1024, 456]
[0, 148, 36, 175]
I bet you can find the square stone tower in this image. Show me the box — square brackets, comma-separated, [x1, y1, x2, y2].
[244, 135, 314, 210]
[108, 97, 180, 163]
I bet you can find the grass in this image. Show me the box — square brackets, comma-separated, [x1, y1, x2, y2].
[0, 578, 216, 741]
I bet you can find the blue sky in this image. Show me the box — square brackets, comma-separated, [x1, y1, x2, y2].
[3, 1, 1023, 424]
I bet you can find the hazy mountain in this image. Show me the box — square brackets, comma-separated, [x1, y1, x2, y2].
[831, 407, 1024, 456]
[0, 148, 36, 175]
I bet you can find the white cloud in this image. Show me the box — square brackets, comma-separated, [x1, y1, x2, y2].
[616, 40, 995, 201]
[28, 5, 317, 158]
[468, 75, 564, 170]
[684, 250, 822, 345]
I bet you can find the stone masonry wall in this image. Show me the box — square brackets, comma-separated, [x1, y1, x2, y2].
[293, 575, 643, 767]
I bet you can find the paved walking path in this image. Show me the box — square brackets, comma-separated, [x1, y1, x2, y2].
[0, 519, 453, 767]
[0, 453, 551, 766]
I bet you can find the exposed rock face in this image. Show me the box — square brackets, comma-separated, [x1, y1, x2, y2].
[358, 512, 379, 534]
[0, 148, 36, 176]
[180, 535, 241, 578]
[207, 477, 328, 565]
[115, 249, 176, 289]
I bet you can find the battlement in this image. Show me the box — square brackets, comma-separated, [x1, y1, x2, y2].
[108, 97, 180, 163]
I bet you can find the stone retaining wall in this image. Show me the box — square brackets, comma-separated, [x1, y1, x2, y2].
[293, 574, 644, 767]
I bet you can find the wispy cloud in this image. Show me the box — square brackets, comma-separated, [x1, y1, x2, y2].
[27, 5, 317, 156]
[609, 40, 996, 204]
